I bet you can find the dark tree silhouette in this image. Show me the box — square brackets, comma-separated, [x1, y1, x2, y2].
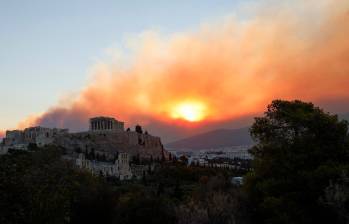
[245, 100, 349, 224]
[135, 125, 143, 134]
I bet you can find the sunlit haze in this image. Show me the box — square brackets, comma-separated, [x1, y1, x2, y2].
[171, 101, 207, 122]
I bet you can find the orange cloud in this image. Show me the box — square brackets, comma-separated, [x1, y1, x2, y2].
[19, 0, 349, 141]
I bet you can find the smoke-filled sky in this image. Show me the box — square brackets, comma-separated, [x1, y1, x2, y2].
[1, 0, 349, 142]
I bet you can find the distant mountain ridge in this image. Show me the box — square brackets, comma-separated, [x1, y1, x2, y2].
[165, 127, 254, 150]
[339, 113, 349, 121]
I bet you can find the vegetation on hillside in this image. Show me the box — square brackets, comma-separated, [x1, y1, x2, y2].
[0, 147, 245, 224]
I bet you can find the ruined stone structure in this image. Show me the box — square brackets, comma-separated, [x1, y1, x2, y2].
[131, 164, 148, 180]
[1, 116, 166, 160]
[75, 152, 132, 180]
[0, 116, 168, 181]
[89, 117, 124, 132]
[117, 152, 133, 180]
[2, 127, 68, 149]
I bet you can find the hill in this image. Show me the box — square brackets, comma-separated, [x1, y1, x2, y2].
[165, 127, 253, 150]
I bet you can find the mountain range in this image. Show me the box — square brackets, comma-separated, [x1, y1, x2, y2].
[165, 127, 253, 150]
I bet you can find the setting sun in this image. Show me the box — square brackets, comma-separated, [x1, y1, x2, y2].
[171, 102, 207, 122]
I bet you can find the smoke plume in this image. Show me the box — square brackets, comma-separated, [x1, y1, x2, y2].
[18, 0, 349, 142]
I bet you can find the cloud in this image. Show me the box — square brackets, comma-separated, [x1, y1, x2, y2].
[18, 0, 349, 142]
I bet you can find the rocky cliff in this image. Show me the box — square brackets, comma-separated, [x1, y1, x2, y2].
[53, 131, 164, 159]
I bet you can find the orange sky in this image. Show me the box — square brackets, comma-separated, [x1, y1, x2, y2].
[7, 0, 349, 142]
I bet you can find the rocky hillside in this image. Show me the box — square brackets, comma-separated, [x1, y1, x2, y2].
[53, 131, 164, 159]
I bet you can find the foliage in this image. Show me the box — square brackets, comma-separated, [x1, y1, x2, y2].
[0, 147, 115, 224]
[321, 171, 349, 223]
[135, 125, 143, 134]
[176, 176, 250, 224]
[114, 193, 176, 224]
[245, 100, 349, 224]
[0, 147, 245, 224]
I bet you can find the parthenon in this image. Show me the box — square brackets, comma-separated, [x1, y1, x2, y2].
[89, 116, 124, 132]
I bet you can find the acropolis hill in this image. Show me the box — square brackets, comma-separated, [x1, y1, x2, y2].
[1, 116, 166, 160]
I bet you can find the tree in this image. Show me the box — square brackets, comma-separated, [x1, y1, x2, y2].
[133, 154, 140, 164]
[75, 147, 82, 154]
[27, 143, 38, 151]
[179, 155, 188, 165]
[135, 125, 143, 134]
[321, 171, 349, 223]
[0, 146, 116, 224]
[114, 194, 176, 224]
[245, 100, 349, 224]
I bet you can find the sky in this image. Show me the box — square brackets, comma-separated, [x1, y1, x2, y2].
[1, 0, 349, 142]
[0, 0, 246, 134]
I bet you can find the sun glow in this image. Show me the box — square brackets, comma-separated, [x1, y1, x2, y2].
[171, 101, 207, 122]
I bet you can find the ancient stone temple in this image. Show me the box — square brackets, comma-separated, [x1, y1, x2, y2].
[89, 116, 124, 132]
